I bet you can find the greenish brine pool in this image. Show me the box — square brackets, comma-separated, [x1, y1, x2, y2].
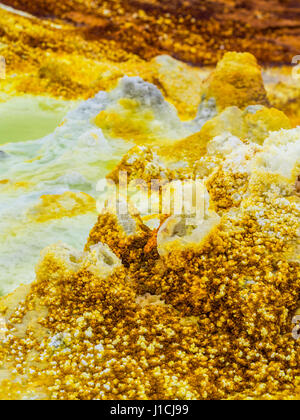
[0, 95, 75, 145]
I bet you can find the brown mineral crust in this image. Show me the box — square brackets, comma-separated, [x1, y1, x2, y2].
[2, 0, 300, 65]
[296, 175, 300, 195]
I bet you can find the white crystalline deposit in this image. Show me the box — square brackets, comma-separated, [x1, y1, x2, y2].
[83, 243, 122, 278]
[103, 76, 210, 141]
[206, 132, 259, 175]
[157, 185, 221, 256]
[37, 241, 121, 282]
[223, 128, 300, 263]
[156, 125, 300, 258]
[254, 128, 300, 181]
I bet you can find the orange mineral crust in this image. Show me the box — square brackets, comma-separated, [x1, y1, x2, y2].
[1, 3, 300, 125]
[2, 0, 300, 65]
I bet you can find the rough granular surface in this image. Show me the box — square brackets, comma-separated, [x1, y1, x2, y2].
[2, 0, 300, 65]
[0, 1, 299, 400]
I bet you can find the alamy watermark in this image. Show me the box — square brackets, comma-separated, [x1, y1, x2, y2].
[0, 56, 6, 79]
[0, 317, 7, 341]
[96, 172, 207, 222]
[292, 56, 300, 81]
[292, 315, 300, 340]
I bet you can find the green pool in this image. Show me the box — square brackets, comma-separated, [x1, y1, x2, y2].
[0, 95, 75, 145]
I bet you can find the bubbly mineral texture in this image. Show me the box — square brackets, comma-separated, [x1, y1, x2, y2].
[0, 48, 300, 400]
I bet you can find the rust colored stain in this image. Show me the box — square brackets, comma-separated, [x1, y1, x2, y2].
[144, 216, 170, 254]
[2, 0, 300, 65]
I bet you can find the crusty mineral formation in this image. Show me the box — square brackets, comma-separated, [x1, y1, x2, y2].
[202, 52, 270, 111]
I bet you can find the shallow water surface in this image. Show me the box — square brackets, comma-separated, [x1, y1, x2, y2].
[0, 95, 75, 145]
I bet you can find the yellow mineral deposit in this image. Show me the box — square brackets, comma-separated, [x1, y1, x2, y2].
[0, 2, 299, 401]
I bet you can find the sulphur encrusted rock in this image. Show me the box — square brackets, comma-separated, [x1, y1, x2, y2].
[202, 52, 269, 111]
